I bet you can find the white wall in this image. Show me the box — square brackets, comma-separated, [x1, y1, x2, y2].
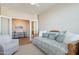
[39, 4, 79, 34]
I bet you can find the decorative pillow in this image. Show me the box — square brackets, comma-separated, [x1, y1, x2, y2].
[42, 33, 49, 38]
[56, 31, 66, 43]
[48, 32, 59, 40]
[48, 34, 56, 40]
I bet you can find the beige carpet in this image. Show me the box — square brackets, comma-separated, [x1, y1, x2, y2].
[14, 43, 44, 55]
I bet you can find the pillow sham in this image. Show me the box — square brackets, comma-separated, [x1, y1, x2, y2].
[56, 31, 66, 43]
[42, 33, 49, 38]
[48, 32, 59, 36]
[48, 32, 59, 40]
[48, 34, 57, 40]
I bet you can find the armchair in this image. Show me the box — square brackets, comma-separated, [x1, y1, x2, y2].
[0, 35, 19, 55]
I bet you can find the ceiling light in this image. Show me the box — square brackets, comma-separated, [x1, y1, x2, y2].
[30, 3, 40, 7]
[30, 3, 36, 5]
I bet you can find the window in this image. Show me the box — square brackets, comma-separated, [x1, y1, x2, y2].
[0, 17, 10, 35]
[0, 17, 1, 35]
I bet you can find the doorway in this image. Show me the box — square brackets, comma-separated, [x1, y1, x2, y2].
[12, 18, 31, 45]
[32, 21, 39, 38]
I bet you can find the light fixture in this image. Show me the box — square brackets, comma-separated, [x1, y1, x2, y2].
[30, 3, 36, 5]
[30, 3, 40, 7]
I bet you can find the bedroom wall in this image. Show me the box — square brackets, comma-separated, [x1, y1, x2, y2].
[39, 4, 79, 34]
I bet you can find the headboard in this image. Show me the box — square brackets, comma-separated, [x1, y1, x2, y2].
[50, 30, 60, 32]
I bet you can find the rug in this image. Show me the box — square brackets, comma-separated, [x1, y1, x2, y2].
[14, 43, 44, 55]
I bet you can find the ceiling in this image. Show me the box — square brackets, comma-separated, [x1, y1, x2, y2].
[1, 3, 55, 14]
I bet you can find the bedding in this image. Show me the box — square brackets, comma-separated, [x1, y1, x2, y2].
[63, 31, 79, 44]
[32, 37, 68, 55]
[32, 31, 79, 55]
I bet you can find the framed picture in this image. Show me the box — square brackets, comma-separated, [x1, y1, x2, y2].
[15, 26, 23, 30]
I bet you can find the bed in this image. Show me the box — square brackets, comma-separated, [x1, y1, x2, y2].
[32, 31, 79, 55]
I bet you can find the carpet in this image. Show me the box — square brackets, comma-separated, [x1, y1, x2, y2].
[14, 43, 44, 55]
